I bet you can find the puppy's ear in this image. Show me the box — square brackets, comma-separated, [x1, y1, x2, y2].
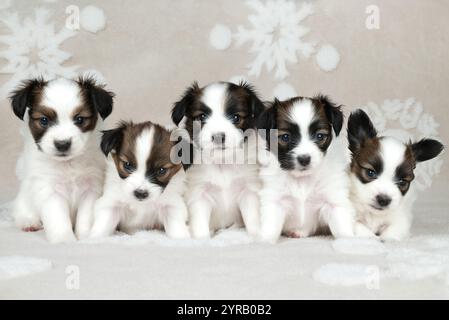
[316, 94, 343, 136]
[256, 99, 278, 130]
[347, 109, 378, 153]
[256, 100, 278, 148]
[238, 81, 265, 118]
[100, 122, 127, 156]
[77, 76, 115, 120]
[9, 78, 47, 120]
[410, 139, 444, 163]
[171, 82, 200, 125]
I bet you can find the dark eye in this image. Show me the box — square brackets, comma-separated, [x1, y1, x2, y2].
[366, 169, 377, 178]
[315, 133, 327, 141]
[194, 113, 207, 122]
[397, 179, 408, 188]
[123, 161, 135, 173]
[157, 167, 167, 176]
[231, 114, 241, 124]
[39, 117, 49, 127]
[279, 134, 290, 143]
[74, 116, 84, 125]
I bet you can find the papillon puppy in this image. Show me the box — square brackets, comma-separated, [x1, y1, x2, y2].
[171, 81, 265, 238]
[348, 109, 444, 240]
[257, 96, 355, 242]
[89, 121, 190, 239]
[10, 76, 114, 243]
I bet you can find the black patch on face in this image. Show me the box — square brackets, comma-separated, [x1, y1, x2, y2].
[277, 121, 301, 170]
[394, 157, 414, 196]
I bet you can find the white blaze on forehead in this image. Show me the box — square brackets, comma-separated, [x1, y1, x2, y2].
[379, 137, 407, 178]
[41, 78, 81, 114]
[135, 126, 154, 173]
[201, 82, 228, 113]
[288, 98, 315, 136]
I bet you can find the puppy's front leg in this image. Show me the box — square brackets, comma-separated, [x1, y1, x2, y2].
[189, 199, 212, 239]
[75, 192, 99, 240]
[321, 204, 355, 238]
[259, 198, 286, 243]
[354, 222, 377, 238]
[41, 195, 76, 243]
[163, 201, 190, 239]
[238, 189, 260, 237]
[380, 215, 411, 241]
[89, 197, 120, 239]
[13, 186, 42, 232]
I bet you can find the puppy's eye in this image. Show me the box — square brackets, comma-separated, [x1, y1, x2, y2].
[123, 161, 135, 173]
[74, 116, 85, 125]
[231, 114, 241, 125]
[157, 167, 167, 176]
[315, 133, 328, 141]
[194, 113, 207, 122]
[279, 134, 290, 143]
[39, 117, 49, 128]
[366, 169, 377, 178]
[397, 179, 408, 188]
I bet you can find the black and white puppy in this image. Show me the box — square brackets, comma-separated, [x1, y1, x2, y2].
[89, 121, 189, 239]
[257, 96, 355, 242]
[171, 81, 265, 238]
[10, 76, 114, 243]
[348, 109, 444, 240]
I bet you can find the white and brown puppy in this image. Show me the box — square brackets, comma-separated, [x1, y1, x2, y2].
[171, 81, 265, 238]
[10, 76, 114, 243]
[348, 109, 444, 241]
[89, 121, 189, 239]
[257, 96, 355, 242]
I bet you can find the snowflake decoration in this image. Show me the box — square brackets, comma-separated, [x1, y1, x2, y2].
[361, 98, 443, 190]
[234, 0, 315, 80]
[0, 8, 78, 98]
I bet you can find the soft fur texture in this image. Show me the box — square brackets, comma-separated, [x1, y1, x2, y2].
[89, 121, 189, 239]
[10, 76, 114, 243]
[171, 81, 265, 238]
[348, 109, 444, 241]
[257, 96, 355, 242]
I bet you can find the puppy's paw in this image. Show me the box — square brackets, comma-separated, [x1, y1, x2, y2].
[191, 226, 211, 239]
[284, 230, 306, 239]
[15, 214, 42, 232]
[47, 231, 77, 244]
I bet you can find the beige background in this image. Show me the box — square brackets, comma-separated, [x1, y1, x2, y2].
[0, 0, 447, 207]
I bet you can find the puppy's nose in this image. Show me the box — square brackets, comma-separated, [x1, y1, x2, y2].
[134, 189, 149, 200]
[376, 194, 392, 208]
[54, 139, 71, 152]
[297, 155, 311, 167]
[211, 132, 226, 145]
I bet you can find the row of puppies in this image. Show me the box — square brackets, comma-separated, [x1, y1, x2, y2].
[9, 77, 444, 243]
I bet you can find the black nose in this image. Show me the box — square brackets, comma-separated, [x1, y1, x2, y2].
[297, 155, 311, 167]
[134, 189, 149, 200]
[212, 132, 226, 145]
[54, 139, 71, 152]
[376, 194, 392, 208]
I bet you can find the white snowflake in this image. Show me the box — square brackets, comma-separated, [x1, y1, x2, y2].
[361, 98, 443, 190]
[234, 0, 315, 80]
[0, 8, 78, 98]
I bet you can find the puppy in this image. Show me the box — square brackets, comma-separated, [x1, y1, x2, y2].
[89, 121, 190, 239]
[171, 81, 265, 238]
[257, 96, 355, 242]
[347, 109, 444, 241]
[10, 76, 114, 243]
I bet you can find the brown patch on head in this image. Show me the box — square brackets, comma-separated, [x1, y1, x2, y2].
[146, 124, 183, 188]
[394, 146, 416, 195]
[70, 104, 98, 132]
[224, 82, 265, 130]
[350, 137, 384, 184]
